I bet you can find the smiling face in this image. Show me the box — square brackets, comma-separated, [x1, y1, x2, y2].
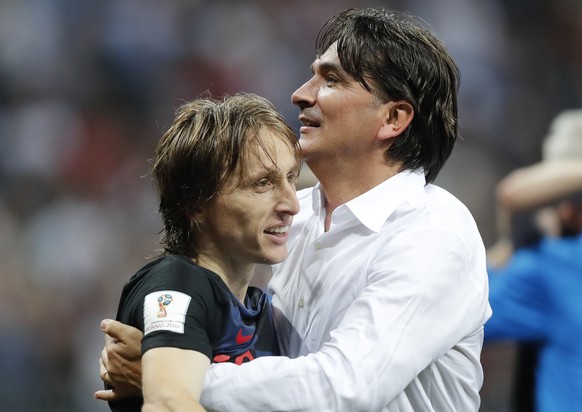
[195, 127, 300, 272]
[291, 43, 388, 166]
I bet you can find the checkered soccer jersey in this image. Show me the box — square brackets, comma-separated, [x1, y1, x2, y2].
[108, 254, 279, 412]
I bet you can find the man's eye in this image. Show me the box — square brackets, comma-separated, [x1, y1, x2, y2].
[287, 172, 298, 184]
[325, 75, 339, 84]
[255, 178, 272, 188]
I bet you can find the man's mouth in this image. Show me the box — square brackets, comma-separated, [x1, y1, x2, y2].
[299, 116, 320, 128]
[264, 225, 290, 237]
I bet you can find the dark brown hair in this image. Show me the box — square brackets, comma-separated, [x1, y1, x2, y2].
[316, 8, 460, 183]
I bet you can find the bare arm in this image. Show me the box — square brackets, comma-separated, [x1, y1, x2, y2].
[142, 347, 209, 412]
[95, 319, 209, 411]
[487, 160, 582, 267]
[496, 160, 582, 213]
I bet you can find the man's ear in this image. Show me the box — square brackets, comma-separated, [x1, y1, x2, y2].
[378, 100, 414, 141]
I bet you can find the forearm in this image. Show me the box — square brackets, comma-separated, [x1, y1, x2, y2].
[202, 303, 483, 412]
[489, 160, 582, 263]
[201, 355, 334, 411]
[142, 347, 209, 412]
[202, 350, 402, 411]
[497, 160, 582, 213]
[143, 393, 206, 412]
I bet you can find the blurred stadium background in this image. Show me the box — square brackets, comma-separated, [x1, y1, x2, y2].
[0, 0, 580, 411]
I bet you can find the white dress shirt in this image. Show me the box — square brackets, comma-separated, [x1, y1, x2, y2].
[201, 169, 492, 411]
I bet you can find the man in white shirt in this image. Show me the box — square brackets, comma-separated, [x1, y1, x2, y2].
[97, 8, 491, 411]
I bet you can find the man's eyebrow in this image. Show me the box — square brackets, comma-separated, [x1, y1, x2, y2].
[310, 60, 345, 75]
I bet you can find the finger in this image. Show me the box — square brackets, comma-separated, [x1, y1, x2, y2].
[101, 319, 122, 342]
[99, 358, 112, 384]
[94, 389, 119, 402]
[103, 331, 114, 345]
[100, 346, 110, 373]
[101, 319, 143, 344]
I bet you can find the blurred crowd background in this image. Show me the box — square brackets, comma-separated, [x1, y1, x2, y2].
[0, 0, 580, 411]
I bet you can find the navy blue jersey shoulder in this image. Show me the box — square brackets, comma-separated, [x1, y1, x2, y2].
[108, 254, 279, 412]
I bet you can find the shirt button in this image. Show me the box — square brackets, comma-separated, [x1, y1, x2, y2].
[314, 241, 322, 250]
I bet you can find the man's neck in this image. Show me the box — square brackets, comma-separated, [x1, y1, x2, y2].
[195, 255, 253, 303]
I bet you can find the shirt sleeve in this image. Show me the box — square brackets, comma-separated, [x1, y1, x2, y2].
[140, 265, 217, 359]
[485, 247, 548, 342]
[199, 228, 490, 411]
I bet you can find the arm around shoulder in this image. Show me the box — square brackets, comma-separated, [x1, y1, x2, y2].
[200, 229, 489, 411]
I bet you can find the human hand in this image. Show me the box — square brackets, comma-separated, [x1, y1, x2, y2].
[94, 319, 144, 401]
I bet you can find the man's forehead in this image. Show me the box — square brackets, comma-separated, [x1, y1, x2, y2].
[245, 134, 297, 168]
[311, 46, 345, 74]
[314, 43, 339, 65]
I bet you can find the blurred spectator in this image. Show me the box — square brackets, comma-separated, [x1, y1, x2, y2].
[485, 110, 582, 412]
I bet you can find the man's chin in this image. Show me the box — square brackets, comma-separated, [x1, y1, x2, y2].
[260, 251, 288, 265]
[298, 142, 315, 162]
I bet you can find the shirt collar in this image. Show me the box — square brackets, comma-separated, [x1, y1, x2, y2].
[347, 169, 427, 232]
[308, 169, 426, 233]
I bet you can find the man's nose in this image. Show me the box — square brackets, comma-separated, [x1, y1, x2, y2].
[278, 181, 300, 216]
[291, 78, 316, 109]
